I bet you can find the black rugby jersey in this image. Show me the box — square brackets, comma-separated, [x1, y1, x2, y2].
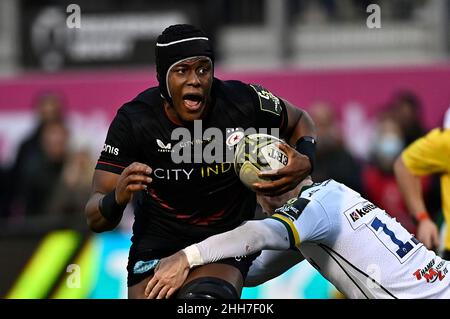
[96, 78, 288, 249]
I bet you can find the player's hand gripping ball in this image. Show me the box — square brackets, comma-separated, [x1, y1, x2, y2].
[234, 133, 288, 190]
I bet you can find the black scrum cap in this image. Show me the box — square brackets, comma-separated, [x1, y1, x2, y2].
[155, 24, 214, 104]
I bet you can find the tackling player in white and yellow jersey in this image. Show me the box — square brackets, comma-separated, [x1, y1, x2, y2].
[145, 179, 450, 299]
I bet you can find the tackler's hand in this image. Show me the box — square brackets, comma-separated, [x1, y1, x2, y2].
[145, 251, 190, 299]
[252, 142, 311, 197]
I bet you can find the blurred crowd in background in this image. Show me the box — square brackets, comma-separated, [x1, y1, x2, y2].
[0, 88, 447, 242]
[0, 0, 449, 250]
[0, 91, 94, 233]
[311, 91, 445, 236]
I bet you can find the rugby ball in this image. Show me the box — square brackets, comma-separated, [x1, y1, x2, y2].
[234, 133, 288, 189]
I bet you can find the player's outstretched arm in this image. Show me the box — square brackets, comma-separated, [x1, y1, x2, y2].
[394, 156, 439, 249]
[85, 162, 152, 232]
[145, 219, 290, 299]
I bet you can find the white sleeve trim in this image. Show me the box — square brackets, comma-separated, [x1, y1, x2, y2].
[182, 245, 204, 268]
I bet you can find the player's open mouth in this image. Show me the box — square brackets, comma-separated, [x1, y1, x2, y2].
[183, 94, 204, 111]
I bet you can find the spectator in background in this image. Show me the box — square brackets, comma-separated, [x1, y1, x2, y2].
[390, 91, 425, 146]
[12, 92, 65, 169]
[310, 101, 363, 194]
[44, 144, 94, 230]
[3, 92, 65, 218]
[362, 114, 418, 234]
[13, 121, 69, 219]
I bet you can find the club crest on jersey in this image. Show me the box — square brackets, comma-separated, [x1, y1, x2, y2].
[226, 128, 244, 149]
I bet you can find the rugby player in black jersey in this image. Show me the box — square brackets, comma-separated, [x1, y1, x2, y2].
[85, 24, 317, 299]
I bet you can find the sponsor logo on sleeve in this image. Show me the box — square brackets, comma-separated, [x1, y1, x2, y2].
[102, 144, 119, 156]
[274, 198, 300, 220]
[250, 84, 282, 116]
[274, 197, 310, 221]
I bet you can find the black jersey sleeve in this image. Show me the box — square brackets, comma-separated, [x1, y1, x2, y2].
[247, 84, 288, 134]
[95, 109, 138, 175]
